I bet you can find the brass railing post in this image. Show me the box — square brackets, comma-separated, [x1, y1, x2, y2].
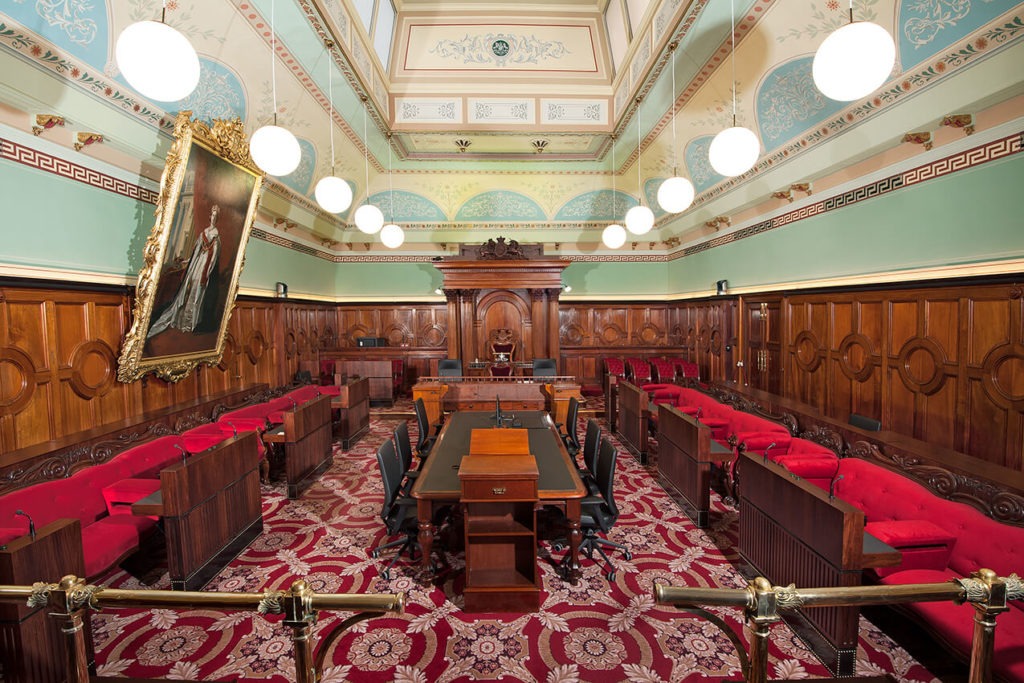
[961, 568, 1017, 683]
[744, 577, 780, 683]
[37, 575, 95, 683]
[282, 581, 319, 683]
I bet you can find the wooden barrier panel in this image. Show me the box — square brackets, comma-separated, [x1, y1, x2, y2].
[0, 519, 88, 682]
[657, 404, 732, 528]
[282, 395, 334, 499]
[138, 432, 263, 591]
[616, 381, 649, 465]
[332, 376, 369, 450]
[737, 452, 866, 676]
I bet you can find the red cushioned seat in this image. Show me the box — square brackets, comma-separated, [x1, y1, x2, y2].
[625, 358, 652, 383]
[650, 358, 677, 383]
[774, 455, 839, 490]
[317, 385, 342, 397]
[83, 515, 154, 579]
[580, 384, 602, 397]
[102, 478, 161, 516]
[865, 520, 957, 577]
[285, 385, 321, 405]
[604, 357, 626, 378]
[180, 424, 231, 453]
[0, 527, 24, 545]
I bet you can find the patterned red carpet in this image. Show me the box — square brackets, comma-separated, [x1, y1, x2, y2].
[91, 403, 941, 682]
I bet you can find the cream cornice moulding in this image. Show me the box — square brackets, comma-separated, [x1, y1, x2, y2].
[0, 263, 134, 286]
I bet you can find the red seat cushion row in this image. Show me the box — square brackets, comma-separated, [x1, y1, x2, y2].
[102, 478, 161, 516]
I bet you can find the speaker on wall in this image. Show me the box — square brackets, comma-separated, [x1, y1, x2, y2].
[275, 282, 288, 298]
[716, 279, 729, 295]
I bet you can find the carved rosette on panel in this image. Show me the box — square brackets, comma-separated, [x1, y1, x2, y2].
[218, 333, 238, 372]
[980, 342, 1024, 410]
[309, 328, 320, 352]
[346, 325, 372, 346]
[838, 333, 875, 382]
[419, 323, 447, 348]
[668, 325, 683, 346]
[849, 440, 1024, 525]
[792, 330, 823, 373]
[709, 329, 723, 355]
[245, 331, 267, 365]
[561, 322, 585, 346]
[384, 323, 412, 347]
[599, 323, 627, 346]
[633, 322, 662, 346]
[68, 340, 117, 400]
[321, 327, 337, 349]
[896, 336, 949, 395]
[0, 345, 38, 416]
[284, 330, 297, 359]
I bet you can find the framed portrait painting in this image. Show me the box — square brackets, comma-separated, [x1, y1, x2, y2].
[118, 110, 264, 382]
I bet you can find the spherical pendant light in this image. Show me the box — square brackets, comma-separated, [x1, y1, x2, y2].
[380, 223, 405, 248]
[115, 21, 200, 102]
[625, 205, 655, 235]
[354, 204, 384, 234]
[314, 176, 353, 214]
[813, 21, 895, 101]
[709, 126, 760, 177]
[602, 223, 627, 249]
[249, 124, 301, 176]
[657, 176, 695, 213]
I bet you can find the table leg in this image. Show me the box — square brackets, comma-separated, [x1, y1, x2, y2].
[416, 500, 435, 570]
[565, 499, 582, 585]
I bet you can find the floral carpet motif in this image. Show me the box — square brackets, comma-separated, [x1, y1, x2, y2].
[90, 402, 942, 682]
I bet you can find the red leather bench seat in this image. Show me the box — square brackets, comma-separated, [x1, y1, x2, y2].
[834, 457, 1024, 681]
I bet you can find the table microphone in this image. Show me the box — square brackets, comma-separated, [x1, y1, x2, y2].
[762, 442, 776, 463]
[15, 509, 35, 541]
[175, 443, 188, 465]
[829, 474, 844, 501]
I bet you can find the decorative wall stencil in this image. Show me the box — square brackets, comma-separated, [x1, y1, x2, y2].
[178, 58, 247, 124]
[656, 0, 686, 38]
[555, 190, 637, 221]
[899, 0, 1011, 70]
[468, 99, 534, 124]
[322, 0, 351, 46]
[775, 0, 870, 43]
[685, 136, 723, 192]
[6, 0, 105, 67]
[367, 190, 447, 222]
[406, 23, 594, 71]
[395, 98, 461, 123]
[455, 191, 546, 221]
[278, 138, 317, 196]
[630, 29, 652, 85]
[644, 178, 667, 218]
[757, 58, 844, 150]
[541, 100, 607, 125]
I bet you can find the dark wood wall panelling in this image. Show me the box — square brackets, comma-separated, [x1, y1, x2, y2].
[3, 280, 1021, 477]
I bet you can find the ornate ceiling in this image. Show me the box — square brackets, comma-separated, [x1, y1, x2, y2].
[1, 0, 1022, 257]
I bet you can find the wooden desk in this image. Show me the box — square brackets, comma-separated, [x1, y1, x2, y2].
[737, 452, 881, 676]
[276, 394, 333, 499]
[0, 519, 89, 682]
[332, 376, 370, 449]
[411, 377, 582, 430]
[132, 432, 262, 591]
[657, 404, 732, 528]
[616, 381, 649, 465]
[410, 411, 587, 583]
[333, 359, 394, 405]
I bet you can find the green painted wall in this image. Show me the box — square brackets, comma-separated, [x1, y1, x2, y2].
[240, 239, 336, 298]
[668, 154, 1024, 295]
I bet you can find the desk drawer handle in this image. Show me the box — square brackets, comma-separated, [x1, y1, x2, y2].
[492, 487, 506, 495]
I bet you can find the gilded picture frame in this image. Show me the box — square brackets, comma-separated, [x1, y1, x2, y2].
[117, 110, 264, 382]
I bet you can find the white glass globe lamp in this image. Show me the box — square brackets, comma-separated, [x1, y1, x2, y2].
[602, 223, 627, 249]
[314, 176, 353, 214]
[709, 126, 760, 177]
[812, 21, 896, 101]
[354, 204, 384, 234]
[380, 223, 405, 249]
[249, 125, 301, 176]
[657, 176, 695, 214]
[625, 205, 655, 235]
[115, 21, 200, 102]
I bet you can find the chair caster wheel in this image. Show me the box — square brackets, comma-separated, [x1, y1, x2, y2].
[371, 550, 380, 558]
[606, 571, 616, 581]
[381, 570, 391, 580]
[625, 552, 633, 560]
[552, 542, 565, 552]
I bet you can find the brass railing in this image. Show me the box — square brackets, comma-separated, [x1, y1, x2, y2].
[0, 574, 405, 683]
[655, 568, 1022, 683]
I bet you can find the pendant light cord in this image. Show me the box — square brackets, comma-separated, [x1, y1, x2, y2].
[730, 0, 737, 127]
[636, 99, 642, 206]
[161, 0, 167, 24]
[388, 135, 394, 221]
[362, 103, 370, 197]
[327, 48, 336, 175]
[611, 134, 616, 216]
[670, 46, 678, 175]
[270, 0, 278, 126]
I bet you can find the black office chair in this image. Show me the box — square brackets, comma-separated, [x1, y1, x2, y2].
[370, 438, 421, 579]
[578, 418, 602, 480]
[413, 397, 440, 457]
[532, 358, 558, 377]
[849, 413, 882, 431]
[392, 421, 422, 492]
[558, 396, 581, 456]
[437, 359, 463, 377]
[560, 437, 632, 580]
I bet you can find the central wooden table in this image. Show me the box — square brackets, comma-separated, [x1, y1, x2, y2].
[410, 410, 587, 583]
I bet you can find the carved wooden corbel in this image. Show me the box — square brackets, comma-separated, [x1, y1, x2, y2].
[902, 131, 933, 151]
[32, 114, 64, 136]
[941, 114, 974, 135]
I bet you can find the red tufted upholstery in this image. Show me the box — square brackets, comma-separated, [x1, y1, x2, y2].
[625, 358, 652, 383]
[672, 358, 699, 379]
[604, 357, 626, 378]
[649, 358, 677, 383]
[767, 438, 839, 490]
[835, 457, 1024, 681]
